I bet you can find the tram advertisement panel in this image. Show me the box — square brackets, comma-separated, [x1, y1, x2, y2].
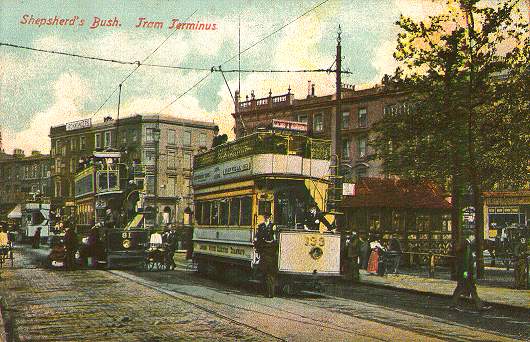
[278, 231, 341, 275]
[194, 241, 254, 261]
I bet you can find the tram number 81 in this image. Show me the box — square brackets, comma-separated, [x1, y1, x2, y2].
[304, 235, 325, 247]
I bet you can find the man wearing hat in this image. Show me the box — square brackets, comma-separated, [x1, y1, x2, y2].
[450, 234, 491, 311]
[255, 212, 277, 298]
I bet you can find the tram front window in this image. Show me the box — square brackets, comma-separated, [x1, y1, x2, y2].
[274, 191, 307, 228]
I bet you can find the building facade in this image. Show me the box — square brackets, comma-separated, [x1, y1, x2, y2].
[0, 149, 52, 224]
[232, 83, 408, 181]
[49, 114, 216, 229]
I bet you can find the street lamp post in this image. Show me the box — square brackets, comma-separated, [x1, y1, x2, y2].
[153, 127, 161, 228]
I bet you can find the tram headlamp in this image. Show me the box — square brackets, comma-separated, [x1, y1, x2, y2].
[309, 246, 323, 260]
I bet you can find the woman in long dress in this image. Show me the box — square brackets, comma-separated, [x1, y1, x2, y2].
[367, 247, 379, 273]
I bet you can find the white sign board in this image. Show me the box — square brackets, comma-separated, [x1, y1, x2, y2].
[66, 118, 92, 131]
[272, 119, 308, 132]
[343, 183, 355, 196]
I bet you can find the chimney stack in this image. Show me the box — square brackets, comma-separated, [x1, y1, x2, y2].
[307, 80, 312, 98]
[311, 83, 315, 97]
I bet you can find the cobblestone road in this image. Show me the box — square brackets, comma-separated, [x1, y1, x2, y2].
[0, 246, 528, 341]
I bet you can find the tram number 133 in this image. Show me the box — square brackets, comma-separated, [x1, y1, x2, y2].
[304, 235, 325, 247]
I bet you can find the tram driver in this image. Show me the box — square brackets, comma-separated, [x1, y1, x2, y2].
[255, 212, 278, 298]
[304, 205, 333, 232]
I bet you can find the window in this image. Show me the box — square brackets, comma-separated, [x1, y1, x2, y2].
[297, 114, 308, 123]
[168, 129, 176, 145]
[229, 198, 240, 226]
[55, 180, 62, 197]
[70, 158, 76, 173]
[79, 136, 86, 150]
[313, 113, 323, 132]
[145, 175, 155, 194]
[220, 200, 229, 225]
[55, 140, 61, 155]
[167, 151, 176, 169]
[195, 202, 203, 224]
[183, 152, 191, 169]
[104, 131, 112, 147]
[358, 108, 367, 128]
[95, 133, 102, 149]
[211, 201, 220, 225]
[369, 214, 380, 231]
[342, 139, 350, 158]
[181, 177, 190, 198]
[130, 129, 138, 142]
[146, 128, 155, 142]
[355, 165, 368, 180]
[202, 202, 211, 225]
[199, 133, 207, 147]
[144, 150, 155, 164]
[341, 111, 350, 129]
[357, 137, 367, 158]
[70, 139, 76, 151]
[183, 131, 191, 146]
[416, 215, 431, 232]
[240, 196, 252, 226]
[167, 177, 176, 196]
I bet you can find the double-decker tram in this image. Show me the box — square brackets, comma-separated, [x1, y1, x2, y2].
[191, 130, 341, 294]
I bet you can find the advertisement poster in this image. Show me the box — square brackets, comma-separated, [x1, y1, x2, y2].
[0, 0, 529, 340]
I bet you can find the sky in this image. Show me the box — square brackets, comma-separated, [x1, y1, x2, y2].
[0, 0, 523, 154]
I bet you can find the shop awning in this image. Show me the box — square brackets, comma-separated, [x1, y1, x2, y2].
[7, 204, 22, 219]
[126, 213, 144, 229]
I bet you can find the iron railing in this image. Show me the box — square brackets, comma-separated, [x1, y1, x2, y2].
[194, 131, 331, 169]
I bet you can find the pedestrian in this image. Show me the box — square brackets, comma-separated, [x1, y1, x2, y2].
[450, 235, 491, 311]
[387, 235, 402, 274]
[87, 225, 100, 267]
[367, 239, 383, 274]
[359, 236, 370, 270]
[163, 227, 178, 270]
[63, 227, 78, 270]
[32, 227, 42, 249]
[513, 236, 528, 289]
[345, 232, 361, 282]
[255, 212, 277, 298]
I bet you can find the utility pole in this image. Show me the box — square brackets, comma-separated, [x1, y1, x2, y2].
[331, 25, 342, 213]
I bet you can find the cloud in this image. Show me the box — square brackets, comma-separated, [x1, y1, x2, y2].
[3, 72, 92, 154]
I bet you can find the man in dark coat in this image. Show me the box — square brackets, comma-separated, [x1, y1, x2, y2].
[255, 213, 277, 298]
[163, 227, 178, 270]
[304, 206, 333, 231]
[344, 232, 361, 282]
[450, 236, 490, 311]
[63, 227, 78, 270]
[32, 227, 42, 249]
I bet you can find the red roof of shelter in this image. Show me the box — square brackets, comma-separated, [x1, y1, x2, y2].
[341, 177, 451, 210]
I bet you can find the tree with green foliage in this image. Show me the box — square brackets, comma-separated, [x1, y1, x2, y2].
[372, 0, 529, 278]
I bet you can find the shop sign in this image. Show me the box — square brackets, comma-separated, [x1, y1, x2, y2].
[66, 118, 91, 131]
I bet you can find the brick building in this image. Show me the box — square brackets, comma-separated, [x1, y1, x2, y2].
[49, 114, 217, 228]
[0, 149, 52, 223]
[232, 83, 408, 181]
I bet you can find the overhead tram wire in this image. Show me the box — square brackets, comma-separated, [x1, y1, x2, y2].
[157, 71, 212, 115]
[220, 0, 331, 66]
[0, 42, 347, 74]
[90, 9, 198, 118]
[156, 0, 333, 114]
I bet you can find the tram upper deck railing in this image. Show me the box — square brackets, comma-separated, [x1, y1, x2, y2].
[194, 131, 331, 170]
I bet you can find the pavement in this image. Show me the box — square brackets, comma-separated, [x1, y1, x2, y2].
[173, 253, 530, 310]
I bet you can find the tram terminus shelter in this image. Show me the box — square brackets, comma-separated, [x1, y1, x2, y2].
[341, 177, 452, 254]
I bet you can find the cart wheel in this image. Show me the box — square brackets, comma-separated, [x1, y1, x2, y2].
[155, 261, 164, 271]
